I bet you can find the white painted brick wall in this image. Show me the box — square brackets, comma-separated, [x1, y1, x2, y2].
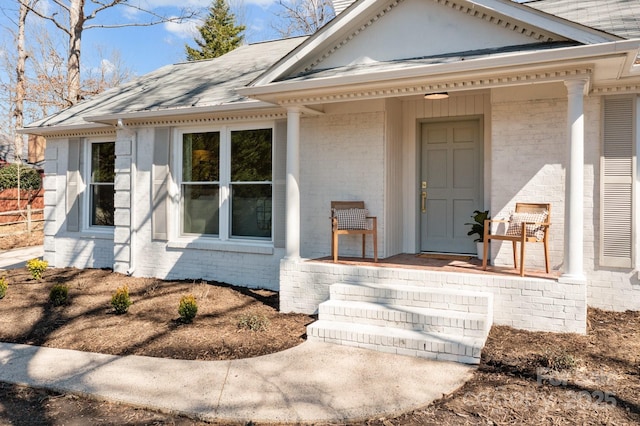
[43, 138, 114, 269]
[299, 109, 385, 259]
[128, 127, 284, 290]
[280, 259, 586, 334]
[490, 97, 568, 270]
[41, 95, 640, 314]
[492, 95, 640, 313]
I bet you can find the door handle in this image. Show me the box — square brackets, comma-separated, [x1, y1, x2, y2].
[421, 191, 427, 213]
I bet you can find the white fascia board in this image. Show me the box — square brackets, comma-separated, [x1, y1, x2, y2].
[239, 40, 640, 99]
[250, 0, 383, 87]
[83, 100, 279, 124]
[470, 0, 620, 43]
[17, 122, 113, 136]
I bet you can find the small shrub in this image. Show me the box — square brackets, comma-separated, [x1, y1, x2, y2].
[540, 350, 577, 371]
[49, 284, 69, 306]
[0, 163, 42, 190]
[0, 277, 7, 299]
[26, 258, 48, 280]
[111, 285, 133, 314]
[237, 313, 270, 332]
[178, 294, 198, 323]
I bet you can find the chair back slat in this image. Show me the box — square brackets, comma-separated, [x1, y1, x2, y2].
[331, 201, 365, 211]
[515, 202, 551, 217]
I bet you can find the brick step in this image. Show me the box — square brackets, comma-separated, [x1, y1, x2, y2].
[307, 320, 483, 364]
[330, 282, 493, 315]
[318, 300, 489, 338]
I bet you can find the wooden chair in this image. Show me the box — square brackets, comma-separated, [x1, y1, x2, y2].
[482, 203, 551, 277]
[331, 201, 378, 263]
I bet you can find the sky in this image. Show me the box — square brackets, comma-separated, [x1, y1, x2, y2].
[0, 0, 291, 81]
[96, 0, 287, 75]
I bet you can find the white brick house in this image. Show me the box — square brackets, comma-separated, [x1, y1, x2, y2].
[22, 0, 640, 361]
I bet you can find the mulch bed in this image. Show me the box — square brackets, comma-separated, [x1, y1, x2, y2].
[0, 264, 639, 425]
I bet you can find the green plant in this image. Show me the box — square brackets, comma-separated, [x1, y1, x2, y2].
[26, 258, 48, 280]
[0, 163, 42, 190]
[466, 210, 490, 242]
[111, 285, 133, 314]
[49, 284, 69, 306]
[541, 350, 577, 371]
[178, 294, 198, 323]
[237, 313, 270, 332]
[0, 276, 8, 299]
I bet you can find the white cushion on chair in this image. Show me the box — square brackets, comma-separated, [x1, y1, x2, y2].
[506, 211, 548, 240]
[333, 208, 369, 230]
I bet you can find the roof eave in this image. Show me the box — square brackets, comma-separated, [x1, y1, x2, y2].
[84, 99, 279, 125]
[18, 122, 113, 137]
[239, 39, 640, 101]
[20, 100, 282, 136]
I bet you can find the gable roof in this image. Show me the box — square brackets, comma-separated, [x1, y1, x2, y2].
[523, 0, 640, 39]
[24, 37, 306, 134]
[249, 0, 622, 87]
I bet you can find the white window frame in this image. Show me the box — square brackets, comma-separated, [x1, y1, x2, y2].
[171, 122, 275, 246]
[82, 137, 116, 233]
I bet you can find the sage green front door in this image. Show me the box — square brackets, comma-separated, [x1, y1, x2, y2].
[420, 119, 483, 254]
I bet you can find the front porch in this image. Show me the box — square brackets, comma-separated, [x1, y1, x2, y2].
[310, 253, 560, 281]
[279, 254, 586, 335]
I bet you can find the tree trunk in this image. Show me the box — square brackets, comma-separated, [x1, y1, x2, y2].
[67, 0, 85, 105]
[13, 1, 29, 161]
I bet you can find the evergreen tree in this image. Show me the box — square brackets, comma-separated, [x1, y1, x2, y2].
[185, 0, 245, 61]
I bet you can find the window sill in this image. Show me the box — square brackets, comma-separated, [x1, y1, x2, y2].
[60, 228, 115, 240]
[167, 238, 274, 255]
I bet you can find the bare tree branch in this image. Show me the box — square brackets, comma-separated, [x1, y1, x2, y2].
[272, 0, 334, 37]
[84, 0, 125, 21]
[19, 0, 70, 36]
[51, 0, 70, 12]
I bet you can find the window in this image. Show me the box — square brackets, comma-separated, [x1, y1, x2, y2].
[89, 141, 115, 227]
[179, 126, 273, 240]
[182, 132, 220, 234]
[231, 129, 272, 238]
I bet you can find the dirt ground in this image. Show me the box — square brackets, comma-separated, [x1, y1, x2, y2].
[0, 224, 43, 251]
[1, 263, 639, 424]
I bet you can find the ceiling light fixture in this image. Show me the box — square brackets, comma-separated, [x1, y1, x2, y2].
[424, 92, 449, 100]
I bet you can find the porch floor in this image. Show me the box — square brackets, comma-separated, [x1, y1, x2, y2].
[309, 253, 560, 281]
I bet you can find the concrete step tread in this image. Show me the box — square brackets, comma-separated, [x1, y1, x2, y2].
[319, 299, 488, 322]
[307, 319, 484, 346]
[331, 282, 492, 299]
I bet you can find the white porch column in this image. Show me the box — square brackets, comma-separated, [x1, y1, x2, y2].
[286, 107, 301, 259]
[561, 79, 587, 282]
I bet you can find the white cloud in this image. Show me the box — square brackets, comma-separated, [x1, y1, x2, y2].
[101, 59, 116, 75]
[139, 0, 211, 8]
[242, 0, 278, 8]
[34, 0, 51, 16]
[164, 18, 200, 39]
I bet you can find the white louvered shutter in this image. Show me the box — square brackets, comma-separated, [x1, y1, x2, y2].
[152, 128, 171, 241]
[600, 97, 635, 268]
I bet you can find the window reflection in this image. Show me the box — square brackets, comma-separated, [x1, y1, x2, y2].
[90, 142, 115, 226]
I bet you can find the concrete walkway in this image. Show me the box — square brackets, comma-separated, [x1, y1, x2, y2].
[0, 341, 475, 423]
[0, 245, 43, 270]
[0, 246, 475, 422]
